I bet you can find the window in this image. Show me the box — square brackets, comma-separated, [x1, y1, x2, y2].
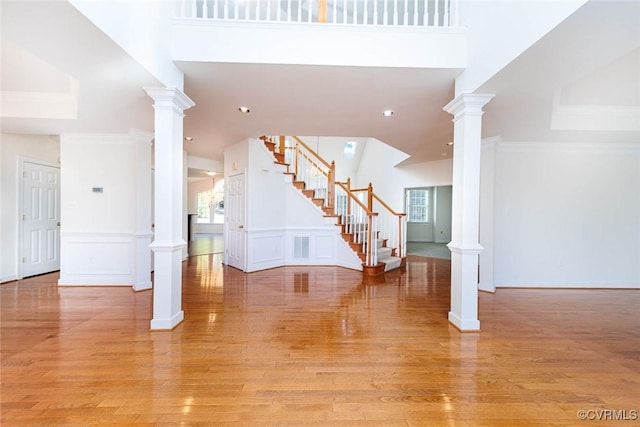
[196, 179, 225, 224]
[196, 190, 213, 223]
[343, 141, 357, 159]
[406, 188, 430, 223]
[211, 179, 225, 224]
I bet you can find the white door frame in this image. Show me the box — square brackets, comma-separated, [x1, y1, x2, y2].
[18, 156, 61, 280]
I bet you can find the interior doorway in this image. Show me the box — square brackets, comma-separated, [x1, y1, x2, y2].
[405, 185, 452, 243]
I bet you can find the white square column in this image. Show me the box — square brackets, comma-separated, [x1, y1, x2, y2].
[443, 93, 494, 331]
[144, 87, 195, 330]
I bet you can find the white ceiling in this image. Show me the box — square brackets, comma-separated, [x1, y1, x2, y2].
[179, 61, 459, 164]
[1, 0, 638, 172]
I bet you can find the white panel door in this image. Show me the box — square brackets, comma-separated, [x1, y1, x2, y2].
[22, 162, 60, 277]
[226, 173, 246, 271]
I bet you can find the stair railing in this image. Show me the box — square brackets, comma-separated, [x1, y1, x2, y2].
[264, 136, 404, 268]
[290, 136, 335, 210]
[352, 183, 407, 260]
[335, 180, 378, 267]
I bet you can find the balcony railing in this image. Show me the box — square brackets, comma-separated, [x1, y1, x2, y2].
[180, 0, 459, 27]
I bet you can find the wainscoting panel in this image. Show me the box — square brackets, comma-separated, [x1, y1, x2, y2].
[58, 233, 134, 286]
[246, 230, 285, 272]
[315, 235, 334, 259]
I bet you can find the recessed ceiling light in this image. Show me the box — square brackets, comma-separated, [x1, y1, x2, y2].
[382, 109, 394, 117]
[184, 136, 193, 142]
[446, 141, 454, 146]
[238, 106, 250, 113]
[206, 171, 216, 176]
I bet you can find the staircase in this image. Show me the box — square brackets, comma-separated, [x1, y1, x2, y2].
[261, 135, 406, 275]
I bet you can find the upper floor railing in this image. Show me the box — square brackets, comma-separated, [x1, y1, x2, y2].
[179, 0, 459, 27]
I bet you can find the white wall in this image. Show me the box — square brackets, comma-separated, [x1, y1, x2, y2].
[58, 133, 151, 286]
[69, 0, 184, 89]
[297, 136, 368, 182]
[456, 0, 587, 95]
[173, 20, 466, 69]
[434, 185, 453, 243]
[0, 134, 60, 282]
[491, 141, 639, 288]
[356, 137, 453, 211]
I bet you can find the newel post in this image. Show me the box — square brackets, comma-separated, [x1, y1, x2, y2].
[328, 161, 335, 210]
[367, 182, 373, 211]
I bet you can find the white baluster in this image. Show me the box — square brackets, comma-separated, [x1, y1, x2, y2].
[224, 0, 229, 19]
[234, 1, 238, 19]
[277, 0, 282, 21]
[393, 0, 398, 25]
[202, 0, 208, 18]
[443, 0, 449, 26]
[287, 0, 292, 21]
[364, 0, 368, 24]
[343, 0, 347, 23]
[256, 0, 260, 20]
[373, 0, 378, 25]
[414, 0, 419, 25]
[424, 0, 429, 26]
[180, 0, 186, 17]
[383, 0, 388, 24]
[353, 0, 357, 24]
[213, 0, 218, 19]
[191, 0, 197, 18]
[308, 0, 312, 22]
[403, 0, 408, 25]
[297, 0, 302, 22]
[332, 0, 337, 23]
[245, 0, 249, 20]
[434, 0, 439, 26]
[266, 0, 271, 21]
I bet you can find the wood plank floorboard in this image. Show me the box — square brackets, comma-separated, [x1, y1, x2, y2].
[1, 254, 639, 426]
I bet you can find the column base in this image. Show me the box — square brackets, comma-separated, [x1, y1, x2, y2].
[133, 232, 153, 292]
[448, 311, 480, 332]
[150, 310, 184, 331]
[478, 282, 496, 293]
[133, 281, 152, 292]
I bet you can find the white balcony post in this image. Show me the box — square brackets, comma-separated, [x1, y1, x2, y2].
[143, 87, 195, 331]
[443, 93, 495, 332]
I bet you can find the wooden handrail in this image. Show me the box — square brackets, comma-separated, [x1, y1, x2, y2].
[293, 136, 332, 170]
[372, 193, 406, 217]
[336, 182, 374, 215]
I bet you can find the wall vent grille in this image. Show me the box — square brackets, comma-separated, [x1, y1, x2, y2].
[294, 236, 310, 259]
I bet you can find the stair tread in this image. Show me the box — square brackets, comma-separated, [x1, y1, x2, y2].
[380, 256, 403, 272]
[377, 247, 393, 259]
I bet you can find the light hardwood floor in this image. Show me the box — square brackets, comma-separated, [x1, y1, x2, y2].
[1, 255, 639, 426]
